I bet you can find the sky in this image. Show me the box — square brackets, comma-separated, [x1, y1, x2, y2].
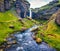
[27, 0, 53, 8]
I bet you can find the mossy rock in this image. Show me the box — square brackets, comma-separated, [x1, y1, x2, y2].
[18, 18, 22, 21]
[27, 17, 32, 20]
[9, 25, 14, 29]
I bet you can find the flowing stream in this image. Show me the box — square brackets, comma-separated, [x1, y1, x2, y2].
[5, 25, 56, 51]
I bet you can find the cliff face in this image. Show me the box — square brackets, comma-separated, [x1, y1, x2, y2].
[0, 0, 30, 18]
[0, 0, 12, 12]
[55, 9, 60, 25]
[32, 0, 60, 20]
[15, 0, 30, 18]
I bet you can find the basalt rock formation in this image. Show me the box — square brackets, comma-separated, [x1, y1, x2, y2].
[0, 0, 30, 18]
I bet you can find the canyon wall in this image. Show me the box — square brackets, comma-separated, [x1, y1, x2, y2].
[0, 0, 30, 18]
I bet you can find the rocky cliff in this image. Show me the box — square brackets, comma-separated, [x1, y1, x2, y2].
[55, 9, 60, 25]
[32, 0, 60, 20]
[0, 0, 30, 18]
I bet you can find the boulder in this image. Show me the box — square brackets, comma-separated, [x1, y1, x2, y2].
[7, 40, 17, 45]
[31, 28, 38, 32]
[36, 38, 42, 44]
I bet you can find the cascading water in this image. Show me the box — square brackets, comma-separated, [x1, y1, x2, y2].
[4, 25, 56, 51]
[29, 8, 32, 18]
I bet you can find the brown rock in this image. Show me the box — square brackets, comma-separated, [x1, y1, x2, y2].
[18, 18, 22, 21]
[36, 38, 42, 44]
[6, 45, 11, 48]
[31, 28, 38, 32]
[20, 27, 27, 32]
[27, 17, 32, 20]
[7, 40, 17, 45]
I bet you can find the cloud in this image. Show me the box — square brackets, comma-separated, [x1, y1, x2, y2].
[27, 0, 53, 8]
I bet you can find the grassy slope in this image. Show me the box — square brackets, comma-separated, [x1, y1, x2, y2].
[44, 20, 60, 50]
[36, 18, 60, 51]
[39, 0, 60, 11]
[0, 10, 39, 44]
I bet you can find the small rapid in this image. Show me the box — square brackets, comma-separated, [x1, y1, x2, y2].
[5, 25, 56, 51]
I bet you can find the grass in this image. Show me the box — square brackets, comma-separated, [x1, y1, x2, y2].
[0, 10, 39, 44]
[36, 19, 60, 51]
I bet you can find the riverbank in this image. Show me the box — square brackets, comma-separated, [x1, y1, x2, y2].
[2, 25, 56, 51]
[36, 19, 60, 51]
[0, 10, 39, 46]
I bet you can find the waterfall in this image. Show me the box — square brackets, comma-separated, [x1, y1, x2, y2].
[30, 8, 32, 18]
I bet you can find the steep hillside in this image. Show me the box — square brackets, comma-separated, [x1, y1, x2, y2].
[36, 10, 60, 51]
[32, 0, 60, 20]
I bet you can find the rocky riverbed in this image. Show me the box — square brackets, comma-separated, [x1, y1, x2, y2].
[0, 25, 56, 51]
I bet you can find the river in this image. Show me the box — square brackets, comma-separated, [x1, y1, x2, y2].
[4, 25, 56, 51]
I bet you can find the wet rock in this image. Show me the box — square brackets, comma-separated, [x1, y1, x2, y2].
[7, 40, 17, 45]
[36, 38, 42, 44]
[6, 45, 11, 48]
[32, 36, 37, 40]
[31, 28, 38, 32]
[1, 45, 6, 48]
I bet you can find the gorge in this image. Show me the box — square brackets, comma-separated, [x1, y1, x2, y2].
[0, 0, 60, 51]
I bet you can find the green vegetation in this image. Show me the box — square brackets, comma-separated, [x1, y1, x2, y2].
[0, 10, 39, 44]
[36, 18, 60, 51]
